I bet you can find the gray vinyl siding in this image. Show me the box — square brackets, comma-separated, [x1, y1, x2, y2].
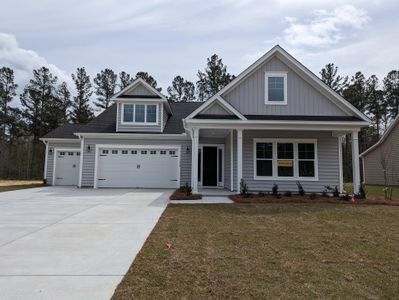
[238, 130, 339, 193]
[81, 138, 192, 187]
[125, 83, 156, 96]
[117, 102, 162, 132]
[46, 141, 80, 185]
[363, 122, 399, 186]
[222, 57, 348, 116]
[201, 102, 231, 115]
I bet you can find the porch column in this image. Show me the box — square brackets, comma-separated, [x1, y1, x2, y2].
[236, 129, 243, 192]
[351, 131, 360, 194]
[191, 128, 199, 193]
[338, 136, 344, 193]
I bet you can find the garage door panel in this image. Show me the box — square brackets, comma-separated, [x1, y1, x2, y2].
[54, 151, 80, 186]
[97, 147, 179, 188]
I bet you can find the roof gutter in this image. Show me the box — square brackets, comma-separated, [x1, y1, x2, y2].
[73, 132, 189, 140]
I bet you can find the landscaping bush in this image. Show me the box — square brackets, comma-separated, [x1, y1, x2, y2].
[333, 186, 340, 198]
[179, 182, 192, 196]
[240, 179, 249, 197]
[284, 191, 292, 197]
[296, 181, 305, 196]
[356, 184, 367, 199]
[272, 184, 278, 196]
[340, 192, 350, 201]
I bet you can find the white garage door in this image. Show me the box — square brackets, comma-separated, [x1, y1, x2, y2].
[96, 147, 180, 188]
[54, 150, 80, 186]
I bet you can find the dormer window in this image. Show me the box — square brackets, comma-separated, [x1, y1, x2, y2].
[265, 72, 287, 105]
[122, 103, 158, 124]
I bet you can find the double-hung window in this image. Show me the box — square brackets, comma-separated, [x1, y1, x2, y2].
[265, 72, 287, 105]
[254, 139, 317, 180]
[122, 103, 158, 124]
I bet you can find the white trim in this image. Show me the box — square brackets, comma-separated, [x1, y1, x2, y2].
[160, 103, 164, 133]
[198, 144, 225, 188]
[253, 138, 319, 181]
[237, 129, 243, 191]
[120, 103, 158, 125]
[203, 45, 370, 123]
[230, 130, 234, 192]
[74, 133, 188, 139]
[116, 102, 120, 132]
[93, 144, 181, 189]
[185, 96, 246, 120]
[338, 136, 344, 192]
[43, 141, 49, 180]
[351, 131, 360, 194]
[191, 128, 199, 192]
[52, 147, 81, 186]
[186, 119, 368, 126]
[360, 115, 399, 157]
[39, 138, 80, 143]
[265, 71, 288, 105]
[78, 137, 84, 188]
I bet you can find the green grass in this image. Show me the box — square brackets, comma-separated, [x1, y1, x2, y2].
[345, 183, 399, 199]
[112, 204, 399, 299]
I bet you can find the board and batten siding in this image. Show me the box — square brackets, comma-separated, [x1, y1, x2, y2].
[238, 130, 339, 192]
[117, 102, 163, 132]
[200, 102, 231, 115]
[363, 122, 399, 186]
[46, 141, 80, 185]
[222, 57, 348, 116]
[81, 138, 192, 187]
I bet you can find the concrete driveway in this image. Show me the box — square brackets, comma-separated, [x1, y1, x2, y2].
[0, 186, 169, 300]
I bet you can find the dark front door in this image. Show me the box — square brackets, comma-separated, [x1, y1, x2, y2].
[203, 146, 218, 186]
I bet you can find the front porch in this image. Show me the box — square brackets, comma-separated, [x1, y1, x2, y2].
[188, 126, 361, 195]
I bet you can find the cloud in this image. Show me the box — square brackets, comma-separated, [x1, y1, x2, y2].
[283, 5, 370, 48]
[0, 32, 71, 92]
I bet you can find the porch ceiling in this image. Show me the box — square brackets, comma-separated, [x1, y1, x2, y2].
[199, 128, 230, 138]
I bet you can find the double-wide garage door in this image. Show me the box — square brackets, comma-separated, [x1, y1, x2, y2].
[96, 147, 179, 188]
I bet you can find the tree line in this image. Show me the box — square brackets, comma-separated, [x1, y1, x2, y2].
[0, 54, 398, 181]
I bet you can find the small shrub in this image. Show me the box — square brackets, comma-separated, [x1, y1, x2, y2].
[340, 192, 350, 201]
[309, 193, 317, 200]
[276, 193, 282, 199]
[272, 184, 279, 196]
[240, 179, 249, 196]
[333, 186, 340, 198]
[284, 191, 292, 197]
[296, 181, 305, 196]
[356, 184, 367, 199]
[179, 182, 192, 196]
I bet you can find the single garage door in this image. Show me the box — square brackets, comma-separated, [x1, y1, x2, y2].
[96, 147, 180, 188]
[54, 150, 81, 186]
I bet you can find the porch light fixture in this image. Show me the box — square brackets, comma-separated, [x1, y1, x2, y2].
[186, 146, 190, 153]
[87, 145, 91, 152]
[49, 148, 53, 155]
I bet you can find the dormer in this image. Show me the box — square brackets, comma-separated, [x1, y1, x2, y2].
[111, 78, 172, 133]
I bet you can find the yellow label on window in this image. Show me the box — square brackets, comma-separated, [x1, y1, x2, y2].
[277, 160, 293, 167]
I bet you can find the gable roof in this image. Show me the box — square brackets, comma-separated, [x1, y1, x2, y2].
[188, 45, 370, 123]
[111, 77, 172, 113]
[186, 96, 246, 120]
[360, 115, 399, 157]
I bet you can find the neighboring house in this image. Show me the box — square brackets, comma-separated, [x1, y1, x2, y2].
[41, 45, 370, 194]
[360, 116, 399, 186]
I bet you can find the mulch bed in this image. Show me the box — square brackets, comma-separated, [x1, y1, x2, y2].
[229, 193, 399, 206]
[169, 189, 202, 200]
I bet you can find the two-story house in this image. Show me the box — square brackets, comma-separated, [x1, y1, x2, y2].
[41, 45, 370, 194]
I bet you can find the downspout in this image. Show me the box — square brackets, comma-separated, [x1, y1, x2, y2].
[43, 140, 49, 183]
[78, 135, 84, 188]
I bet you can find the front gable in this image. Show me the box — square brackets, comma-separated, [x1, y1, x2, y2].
[200, 102, 234, 116]
[124, 82, 159, 97]
[222, 56, 348, 117]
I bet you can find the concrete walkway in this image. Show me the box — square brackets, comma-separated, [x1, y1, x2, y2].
[0, 187, 169, 300]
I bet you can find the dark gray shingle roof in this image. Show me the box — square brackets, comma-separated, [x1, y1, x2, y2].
[43, 123, 85, 139]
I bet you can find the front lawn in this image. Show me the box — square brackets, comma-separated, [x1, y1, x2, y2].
[0, 180, 44, 192]
[113, 204, 399, 299]
[345, 183, 399, 200]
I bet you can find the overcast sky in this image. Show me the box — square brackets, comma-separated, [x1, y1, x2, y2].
[1, 0, 398, 104]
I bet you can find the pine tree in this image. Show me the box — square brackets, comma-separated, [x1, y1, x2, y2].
[20, 66, 59, 141]
[119, 71, 134, 90]
[383, 70, 399, 120]
[55, 82, 72, 124]
[135, 72, 162, 91]
[71, 67, 94, 124]
[196, 54, 234, 101]
[320, 63, 348, 95]
[93, 68, 117, 110]
[167, 75, 195, 102]
[365, 75, 387, 139]
[0, 67, 18, 139]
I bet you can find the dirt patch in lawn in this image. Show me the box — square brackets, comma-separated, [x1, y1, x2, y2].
[230, 193, 399, 206]
[169, 189, 202, 200]
[0, 180, 44, 192]
[112, 204, 399, 299]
